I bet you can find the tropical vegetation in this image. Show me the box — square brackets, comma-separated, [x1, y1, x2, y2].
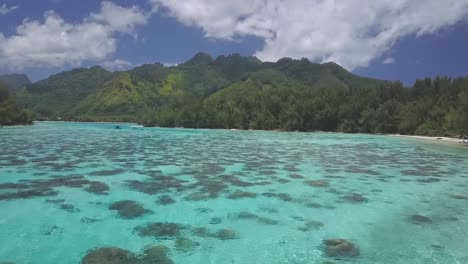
[0, 83, 33, 126]
[7, 53, 468, 136]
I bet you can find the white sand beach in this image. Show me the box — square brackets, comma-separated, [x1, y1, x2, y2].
[391, 134, 468, 146]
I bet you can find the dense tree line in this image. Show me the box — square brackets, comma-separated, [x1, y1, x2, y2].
[0, 83, 33, 126]
[13, 53, 468, 136]
[140, 76, 468, 136]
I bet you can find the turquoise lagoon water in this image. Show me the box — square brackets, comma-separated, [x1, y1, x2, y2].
[1, 122, 468, 264]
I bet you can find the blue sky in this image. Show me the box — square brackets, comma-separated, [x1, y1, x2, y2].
[1, 0, 468, 86]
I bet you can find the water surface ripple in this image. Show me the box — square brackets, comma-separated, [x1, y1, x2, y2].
[1, 122, 468, 263]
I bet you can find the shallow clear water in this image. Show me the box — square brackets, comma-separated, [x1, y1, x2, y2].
[1, 122, 468, 264]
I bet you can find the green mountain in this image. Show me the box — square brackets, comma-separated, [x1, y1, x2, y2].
[0, 82, 33, 126]
[18, 53, 380, 120]
[0, 74, 31, 92]
[16, 53, 468, 136]
[17, 66, 115, 119]
[18, 53, 262, 121]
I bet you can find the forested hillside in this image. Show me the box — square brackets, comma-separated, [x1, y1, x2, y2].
[0, 74, 31, 92]
[155, 74, 468, 136]
[16, 66, 115, 119]
[0, 83, 33, 126]
[14, 53, 468, 136]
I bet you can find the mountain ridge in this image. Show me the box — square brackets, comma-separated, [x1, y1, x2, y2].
[10, 52, 468, 136]
[18, 53, 381, 120]
[0, 74, 32, 92]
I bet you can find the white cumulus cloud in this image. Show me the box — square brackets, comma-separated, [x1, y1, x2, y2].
[0, 4, 18, 15]
[100, 59, 134, 71]
[3, 1, 468, 72]
[153, 0, 468, 70]
[162, 62, 178, 67]
[383, 57, 396, 64]
[89, 2, 150, 34]
[0, 1, 149, 70]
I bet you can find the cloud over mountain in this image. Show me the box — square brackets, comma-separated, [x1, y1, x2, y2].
[154, 0, 468, 69]
[2, 0, 468, 71]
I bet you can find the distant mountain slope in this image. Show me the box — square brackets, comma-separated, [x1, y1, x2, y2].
[18, 53, 387, 121]
[186, 65, 389, 131]
[14, 52, 468, 136]
[0, 82, 33, 126]
[17, 66, 115, 118]
[0, 74, 31, 91]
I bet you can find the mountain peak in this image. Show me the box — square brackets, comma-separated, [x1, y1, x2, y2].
[184, 52, 213, 66]
[90, 65, 106, 71]
[0, 73, 32, 91]
[214, 53, 261, 64]
[322, 61, 344, 69]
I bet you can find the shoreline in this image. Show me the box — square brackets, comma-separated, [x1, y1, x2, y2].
[8, 121, 468, 148]
[389, 134, 468, 147]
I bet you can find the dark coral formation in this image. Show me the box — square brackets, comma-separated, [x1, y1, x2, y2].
[233, 211, 279, 225]
[58, 203, 79, 212]
[109, 200, 149, 219]
[322, 239, 360, 258]
[449, 194, 468, 200]
[194, 207, 213, 214]
[284, 166, 300, 172]
[157, 195, 176, 205]
[139, 245, 174, 264]
[305, 180, 330, 187]
[345, 166, 380, 176]
[185, 192, 213, 201]
[259, 170, 277, 175]
[305, 202, 322, 208]
[213, 229, 238, 240]
[40, 225, 62, 236]
[416, 178, 441, 183]
[297, 220, 324, 232]
[431, 244, 443, 251]
[45, 199, 65, 204]
[259, 207, 279, 214]
[277, 178, 290, 184]
[227, 190, 257, 199]
[80, 247, 138, 264]
[84, 182, 109, 195]
[185, 179, 229, 199]
[88, 169, 125, 176]
[237, 211, 258, 219]
[261, 192, 293, 202]
[327, 188, 342, 195]
[220, 174, 272, 187]
[80, 246, 175, 264]
[0, 175, 108, 201]
[209, 217, 222, 224]
[409, 214, 433, 225]
[288, 174, 305, 179]
[340, 193, 368, 204]
[445, 216, 458, 222]
[135, 222, 185, 239]
[0, 188, 58, 200]
[127, 176, 187, 195]
[81, 217, 102, 223]
[175, 237, 200, 252]
[191, 227, 210, 238]
[257, 216, 279, 225]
